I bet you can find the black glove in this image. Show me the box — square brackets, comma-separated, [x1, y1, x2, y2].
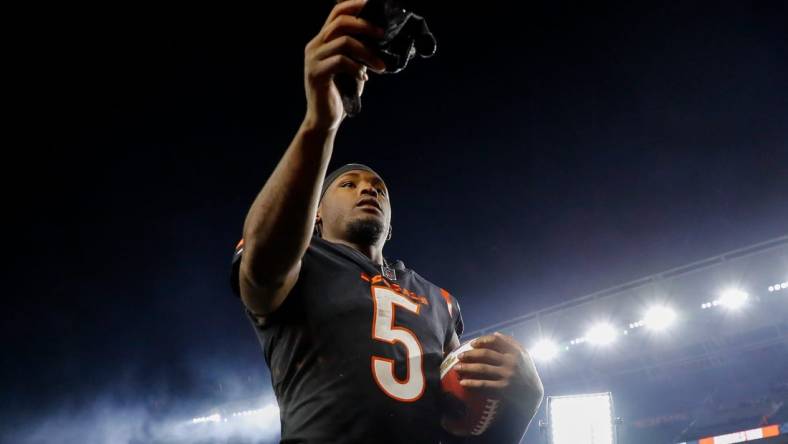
[335, 0, 437, 117]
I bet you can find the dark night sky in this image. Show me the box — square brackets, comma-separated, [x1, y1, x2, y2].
[4, 1, 788, 441]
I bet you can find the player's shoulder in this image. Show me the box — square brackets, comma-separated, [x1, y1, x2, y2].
[398, 262, 432, 288]
[410, 268, 438, 290]
[404, 264, 464, 334]
[403, 264, 461, 304]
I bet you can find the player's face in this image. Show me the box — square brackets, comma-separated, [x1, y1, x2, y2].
[319, 170, 391, 245]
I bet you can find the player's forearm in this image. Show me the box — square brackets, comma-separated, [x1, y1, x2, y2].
[241, 120, 337, 285]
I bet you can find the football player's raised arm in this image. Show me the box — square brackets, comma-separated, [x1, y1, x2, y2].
[238, 124, 332, 316]
[238, 0, 384, 316]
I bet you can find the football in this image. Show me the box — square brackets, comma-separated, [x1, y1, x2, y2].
[440, 340, 501, 436]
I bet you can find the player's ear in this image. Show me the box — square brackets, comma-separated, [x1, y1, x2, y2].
[314, 211, 323, 238]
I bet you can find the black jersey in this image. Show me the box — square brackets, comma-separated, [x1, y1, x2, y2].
[231, 236, 464, 443]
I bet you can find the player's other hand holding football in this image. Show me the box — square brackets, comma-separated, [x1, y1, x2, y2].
[456, 332, 545, 418]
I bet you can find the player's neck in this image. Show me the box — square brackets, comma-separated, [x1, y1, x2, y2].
[327, 237, 384, 265]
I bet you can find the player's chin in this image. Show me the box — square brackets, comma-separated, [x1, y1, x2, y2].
[345, 214, 386, 244]
[353, 208, 386, 225]
[351, 212, 384, 228]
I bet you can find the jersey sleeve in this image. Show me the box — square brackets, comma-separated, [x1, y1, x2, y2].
[451, 296, 464, 337]
[440, 288, 465, 340]
[230, 238, 244, 298]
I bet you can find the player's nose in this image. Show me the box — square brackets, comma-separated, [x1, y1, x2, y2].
[359, 181, 378, 197]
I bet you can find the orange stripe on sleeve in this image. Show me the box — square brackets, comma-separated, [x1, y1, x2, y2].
[762, 425, 779, 438]
[440, 288, 453, 316]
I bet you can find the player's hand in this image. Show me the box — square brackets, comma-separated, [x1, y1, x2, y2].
[455, 332, 544, 415]
[302, 0, 387, 132]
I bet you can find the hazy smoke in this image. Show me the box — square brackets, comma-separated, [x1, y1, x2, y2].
[3, 394, 281, 444]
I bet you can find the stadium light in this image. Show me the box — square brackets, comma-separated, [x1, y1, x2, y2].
[718, 288, 749, 310]
[643, 306, 677, 331]
[192, 413, 221, 424]
[227, 403, 279, 423]
[548, 392, 615, 444]
[585, 323, 618, 346]
[769, 281, 788, 292]
[259, 403, 279, 423]
[531, 339, 560, 362]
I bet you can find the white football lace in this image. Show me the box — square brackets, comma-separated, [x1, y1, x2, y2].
[471, 399, 500, 435]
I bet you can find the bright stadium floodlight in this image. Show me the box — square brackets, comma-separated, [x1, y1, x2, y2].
[718, 288, 749, 310]
[531, 339, 560, 362]
[228, 403, 279, 424]
[585, 323, 618, 346]
[548, 392, 615, 444]
[259, 403, 280, 424]
[643, 306, 677, 332]
[770, 281, 788, 292]
[192, 413, 222, 424]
